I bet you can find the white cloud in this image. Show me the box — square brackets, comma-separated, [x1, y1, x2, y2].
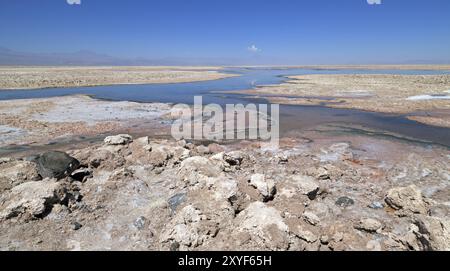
[247, 45, 261, 53]
[367, 0, 382, 5]
[67, 0, 81, 5]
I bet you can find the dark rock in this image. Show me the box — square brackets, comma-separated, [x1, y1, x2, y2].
[71, 222, 82, 231]
[35, 151, 80, 179]
[170, 241, 180, 251]
[133, 216, 146, 230]
[335, 196, 355, 208]
[70, 168, 93, 182]
[168, 193, 186, 212]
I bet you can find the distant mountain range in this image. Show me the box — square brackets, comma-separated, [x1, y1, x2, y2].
[0, 47, 270, 66]
[0, 46, 448, 66]
[0, 47, 168, 66]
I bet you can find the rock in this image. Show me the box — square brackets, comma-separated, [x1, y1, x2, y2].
[316, 167, 330, 180]
[224, 151, 246, 166]
[385, 185, 427, 215]
[196, 145, 211, 154]
[104, 134, 133, 145]
[368, 201, 384, 210]
[302, 211, 320, 226]
[207, 143, 225, 154]
[249, 174, 276, 201]
[168, 193, 187, 212]
[290, 175, 320, 200]
[0, 159, 41, 192]
[238, 202, 288, 232]
[335, 196, 355, 208]
[213, 178, 239, 202]
[355, 218, 383, 233]
[292, 227, 318, 243]
[0, 179, 67, 221]
[412, 215, 450, 251]
[133, 216, 146, 230]
[70, 168, 93, 182]
[236, 202, 289, 250]
[88, 149, 124, 169]
[179, 156, 221, 178]
[35, 151, 80, 179]
[71, 222, 83, 231]
[275, 154, 288, 164]
[160, 205, 213, 248]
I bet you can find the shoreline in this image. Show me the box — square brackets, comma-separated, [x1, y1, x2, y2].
[231, 74, 450, 128]
[0, 66, 237, 90]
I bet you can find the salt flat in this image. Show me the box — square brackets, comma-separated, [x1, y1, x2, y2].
[0, 66, 235, 90]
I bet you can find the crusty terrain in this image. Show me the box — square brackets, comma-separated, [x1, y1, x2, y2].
[280, 65, 450, 71]
[0, 132, 449, 251]
[0, 66, 236, 90]
[0, 95, 171, 146]
[237, 74, 450, 127]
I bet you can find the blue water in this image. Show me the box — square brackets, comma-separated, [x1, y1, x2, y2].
[1, 68, 449, 104]
[1, 67, 449, 148]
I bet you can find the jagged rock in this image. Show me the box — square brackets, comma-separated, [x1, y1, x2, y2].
[292, 227, 318, 243]
[35, 151, 80, 179]
[385, 185, 427, 215]
[302, 211, 320, 226]
[104, 134, 133, 145]
[179, 156, 221, 178]
[196, 145, 211, 154]
[355, 218, 383, 233]
[212, 178, 238, 202]
[207, 143, 225, 154]
[224, 151, 246, 166]
[160, 205, 214, 249]
[290, 175, 320, 200]
[70, 168, 93, 182]
[274, 154, 288, 164]
[0, 159, 41, 192]
[168, 193, 187, 212]
[411, 215, 450, 251]
[88, 149, 124, 169]
[0, 179, 67, 221]
[235, 202, 289, 250]
[335, 196, 355, 208]
[316, 167, 331, 180]
[249, 174, 276, 201]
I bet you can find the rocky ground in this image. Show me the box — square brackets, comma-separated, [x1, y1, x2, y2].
[0, 133, 448, 251]
[0, 95, 172, 147]
[0, 66, 235, 90]
[235, 74, 450, 127]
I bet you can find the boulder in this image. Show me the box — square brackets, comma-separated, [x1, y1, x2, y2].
[302, 211, 320, 226]
[355, 218, 383, 233]
[35, 151, 80, 179]
[385, 185, 427, 215]
[0, 179, 67, 221]
[179, 156, 221, 178]
[249, 174, 276, 201]
[104, 134, 133, 145]
[0, 159, 41, 192]
[290, 175, 320, 200]
[236, 202, 289, 250]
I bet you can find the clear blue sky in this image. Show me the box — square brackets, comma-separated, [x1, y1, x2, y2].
[1, 0, 449, 64]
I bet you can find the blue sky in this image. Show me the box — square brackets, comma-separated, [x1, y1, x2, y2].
[0, 0, 449, 64]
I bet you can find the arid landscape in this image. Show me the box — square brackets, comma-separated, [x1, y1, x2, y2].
[1, 0, 450, 255]
[0, 65, 449, 251]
